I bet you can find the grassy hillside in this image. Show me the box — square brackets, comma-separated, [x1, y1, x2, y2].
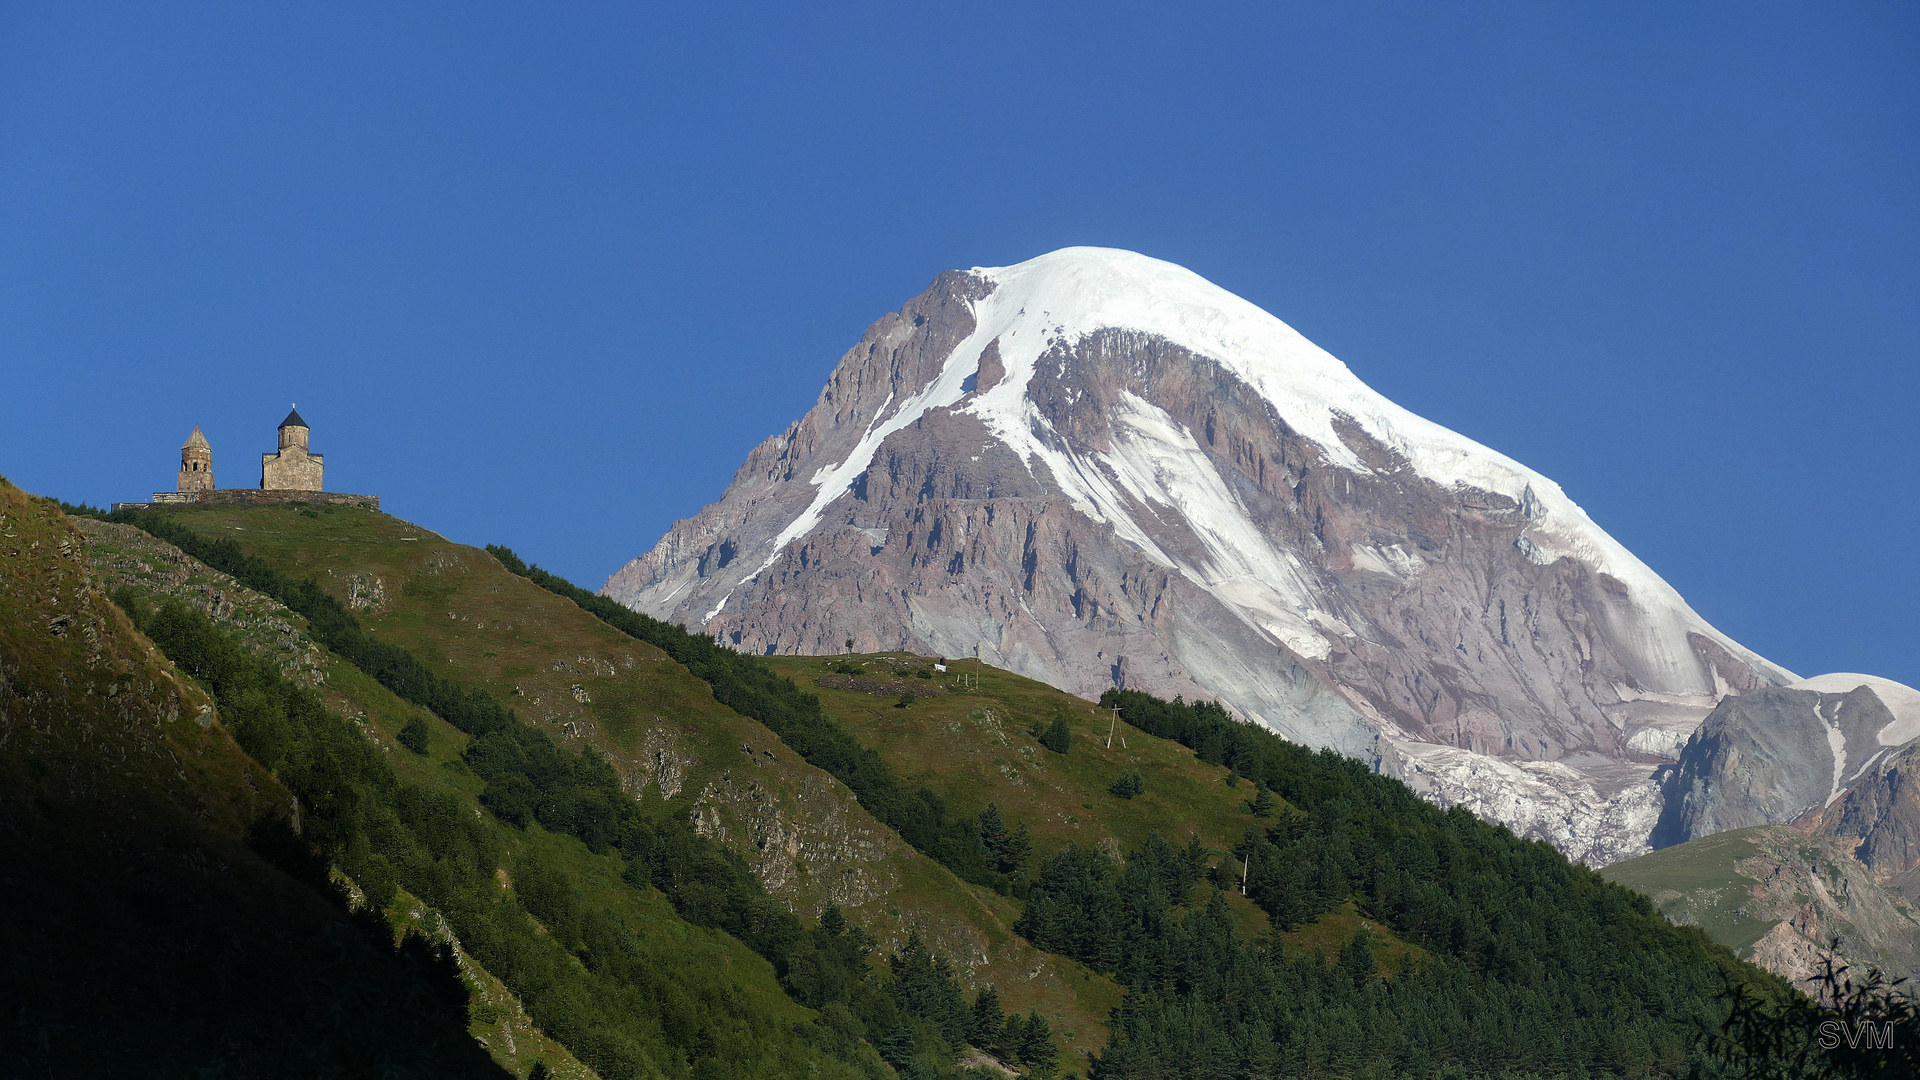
[105, 500, 1109, 1068]
[497, 548, 1835, 1077]
[767, 653, 1428, 975]
[0, 479, 507, 1076]
[1604, 829, 1782, 955]
[78, 515, 815, 1077]
[72, 496, 1916, 1077]
[80, 521, 862, 1079]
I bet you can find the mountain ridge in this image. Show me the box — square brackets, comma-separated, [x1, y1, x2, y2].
[603, 247, 1815, 864]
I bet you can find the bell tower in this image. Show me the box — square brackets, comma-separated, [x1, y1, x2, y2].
[278, 408, 309, 452]
[177, 427, 214, 492]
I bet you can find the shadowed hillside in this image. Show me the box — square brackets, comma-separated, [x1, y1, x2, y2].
[86, 500, 1093, 1076]
[0, 478, 507, 1077]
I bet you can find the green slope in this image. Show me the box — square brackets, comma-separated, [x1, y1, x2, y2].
[97, 500, 1099, 1073]
[768, 653, 1432, 971]
[71, 509, 926, 1079]
[0, 479, 507, 1077]
[77, 496, 1884, 1078]
[1602, 828, 1782, 956]
[495, 548, 1815, 1076]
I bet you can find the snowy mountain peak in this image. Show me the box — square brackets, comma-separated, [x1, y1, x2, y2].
[816, 246, 1782, 682]
[606, 248, 1799, 864]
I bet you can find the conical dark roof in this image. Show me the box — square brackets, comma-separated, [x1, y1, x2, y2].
[279, 406, 308, 430]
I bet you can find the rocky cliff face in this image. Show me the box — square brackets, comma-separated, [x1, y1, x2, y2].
[1623, 674, 1920, 989]
[1605, 826, 1920, 995]
[604, 247, 1800, 864]
[1808, 741, 1920, 902]
[1656, 676, 1920, 859]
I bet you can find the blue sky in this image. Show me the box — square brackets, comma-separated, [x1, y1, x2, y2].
[2, 3, 1914, 685]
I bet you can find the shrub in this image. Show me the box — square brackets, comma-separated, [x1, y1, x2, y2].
[398, 715, 430, 754]
[1038, 718, 1071, 755]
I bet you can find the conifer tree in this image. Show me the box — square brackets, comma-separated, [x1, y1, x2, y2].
[397, 715, 429, 754]
[1183, 833, 1208, 874]
[1039, 716, 1072, 754]
[999, 1012, 1030, 1063]
[820, 900, 848, 937]
[889, 928, 971, 1050]
[1246, 781, 1275, 817]
[978, 803, 1007, 862]
[970, 985, 1004, 1051]
[1019, 1011, 1058, 1071]
[1339, 925, 1376, 989]
[1000, 821, 1032, 874]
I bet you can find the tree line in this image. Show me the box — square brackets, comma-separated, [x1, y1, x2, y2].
[1093, 688, 1914, 1079]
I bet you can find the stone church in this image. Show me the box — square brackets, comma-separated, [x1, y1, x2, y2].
[121, 407, 378, 511]
[260, 406, 324, 490]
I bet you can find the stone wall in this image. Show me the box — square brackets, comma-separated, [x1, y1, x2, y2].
[119, 489, 379, 512]
[261, 446, 324, 491]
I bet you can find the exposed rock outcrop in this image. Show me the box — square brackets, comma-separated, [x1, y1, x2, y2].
[72, 517, 330, 688]
[1655, 677, 1920, 858]
[1656, 686, 1894, 845]
[1606, 826, 1920, 994]
[1808, 741, 1920, 901]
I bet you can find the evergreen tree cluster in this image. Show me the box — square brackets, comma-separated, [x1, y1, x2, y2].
[1084, 689, 1812, 1078]
[976, 802, 1033, 875]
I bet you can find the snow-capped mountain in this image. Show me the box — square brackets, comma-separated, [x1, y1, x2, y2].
[605, 247, 1802, 864]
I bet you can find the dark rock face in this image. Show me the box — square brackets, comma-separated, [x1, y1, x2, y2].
[605, 249, 1797, 864]
[1810, 743, 1920, 901]
[1655, 685, 1908, 849]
